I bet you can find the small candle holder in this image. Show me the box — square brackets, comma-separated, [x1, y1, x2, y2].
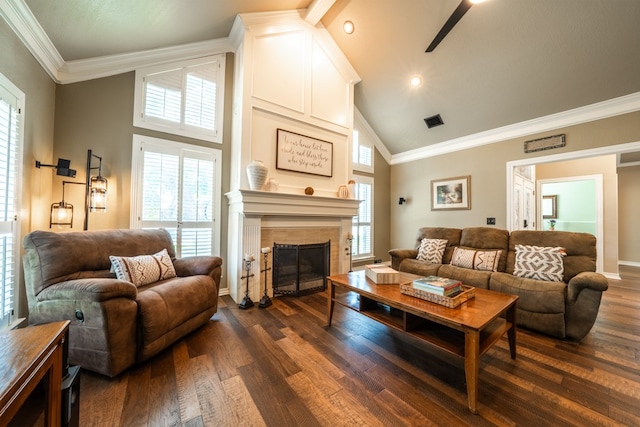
[239, 255, 255, 309]
[259, 247, 272, 308]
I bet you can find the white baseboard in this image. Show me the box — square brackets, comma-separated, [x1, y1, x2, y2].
[603, 272, 622, 280]
[619, 260, 640, 268]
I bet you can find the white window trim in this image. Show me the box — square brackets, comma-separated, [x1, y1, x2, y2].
[130, 134, 222, 256]
[352, 174, 374, 261]
[0, 72, 24, 330]
[133, 54, 226, 144]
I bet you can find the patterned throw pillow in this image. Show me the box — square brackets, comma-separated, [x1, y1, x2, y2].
[513, 245, 566, 282]
[110, 249, 177, 287]
[450, 247, 502, 272]
[416, 238, 448, 264]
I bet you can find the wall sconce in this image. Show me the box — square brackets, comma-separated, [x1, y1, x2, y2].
[40, 149, 108, 230]
[50, 181, 84, 228]
[399, 197, 407, 205]
[87, 150, 107, 215]
[35, 158, 77, 177]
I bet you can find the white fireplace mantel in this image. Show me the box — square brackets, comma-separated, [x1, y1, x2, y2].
[225, 189, 361, 218]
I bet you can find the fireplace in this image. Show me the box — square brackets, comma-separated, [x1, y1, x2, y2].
[226, 190, 360, 303]
[273, 241, 330, 296]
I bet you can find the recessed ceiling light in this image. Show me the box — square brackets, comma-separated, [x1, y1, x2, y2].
[343, 21, 355, 34]
[410, 76, 423, 88]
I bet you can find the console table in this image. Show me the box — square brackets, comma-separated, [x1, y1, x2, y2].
[327, 271, 517, 414]
[0, 321, 70, 426]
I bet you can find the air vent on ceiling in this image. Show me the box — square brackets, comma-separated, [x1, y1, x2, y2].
[424, 114, 444, 129]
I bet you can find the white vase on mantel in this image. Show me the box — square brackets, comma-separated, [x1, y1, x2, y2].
[247, 160, 268, 190]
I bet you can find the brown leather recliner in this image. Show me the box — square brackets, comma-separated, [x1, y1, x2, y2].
[23, 228, 222, 377]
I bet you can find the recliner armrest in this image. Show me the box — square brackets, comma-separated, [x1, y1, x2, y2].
[388, 249, 418, 270]
[35, 278, 137, 303]
[566, 271, 609, 304]
[173, 256, 223, 279]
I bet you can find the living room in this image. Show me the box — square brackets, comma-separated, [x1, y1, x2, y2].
[1, 0, 640, 425]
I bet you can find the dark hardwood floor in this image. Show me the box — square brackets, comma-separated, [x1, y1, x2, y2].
[75, 267, 640, 426]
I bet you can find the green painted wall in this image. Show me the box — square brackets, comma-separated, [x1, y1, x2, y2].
[541, 180, 596, 234]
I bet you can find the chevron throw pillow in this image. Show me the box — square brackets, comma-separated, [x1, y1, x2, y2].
[416, 238, 448, 264]
[110, 248, 177, 287]
[450, 247, 502, 271]
[513, 244, 566, 282]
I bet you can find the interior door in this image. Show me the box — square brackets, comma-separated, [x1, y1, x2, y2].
[512, 171, 535, 230]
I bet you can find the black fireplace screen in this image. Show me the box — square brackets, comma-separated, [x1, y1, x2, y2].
[272, 241, 330, 296]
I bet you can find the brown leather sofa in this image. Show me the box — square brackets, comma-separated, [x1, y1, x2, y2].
[389, 227, 608, 340]
[23, 228, 222, 377]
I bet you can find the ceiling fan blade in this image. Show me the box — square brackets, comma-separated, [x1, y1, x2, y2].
[426, 0, 474, 52]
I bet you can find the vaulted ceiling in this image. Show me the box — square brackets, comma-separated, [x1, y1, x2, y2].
[17, 0, 640, 158]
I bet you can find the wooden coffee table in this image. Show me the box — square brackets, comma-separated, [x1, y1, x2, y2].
[326, 271, 518, 414]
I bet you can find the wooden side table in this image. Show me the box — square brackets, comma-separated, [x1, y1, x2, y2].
[0, 321, 70, 427]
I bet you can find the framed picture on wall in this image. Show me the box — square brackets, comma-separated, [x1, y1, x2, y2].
[276, 128, 333, 177]
[542, 195, 557, 219]
[431, 175, 471, 210]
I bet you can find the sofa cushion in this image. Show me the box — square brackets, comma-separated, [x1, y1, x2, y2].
[513, 245, 565, 282]
[438, 264, 492, 289]
[416, 238, 448, 264]
[136, 275, 218, 352]
[490, 272, 566, 337]
[459, 227, 509, 272]
[507, 230, 597, 282]
[110, 249, 177, 287]
[450, 247, 501, 272]
[399, 259, 441, 277]
[22, 228, 177, 296]
[413, 227, 462, 264]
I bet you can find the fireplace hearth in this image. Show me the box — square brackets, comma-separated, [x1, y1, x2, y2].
[273, 241, 330, 296]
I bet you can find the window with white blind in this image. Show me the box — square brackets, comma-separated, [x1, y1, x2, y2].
[352, 126, 374, 173]
[351, 175, 373, 260]
[0, 73, 23, 330]
[352, 129, 372, 171]
[131, 135, 221, 257]
[134, 54, 225, 143]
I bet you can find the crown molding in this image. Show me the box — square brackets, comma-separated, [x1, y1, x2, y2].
[58, 38, 234, 84]
[1, 0, 234, 84]
[390, 91, 640, 165]
[0, 0, 63, 81]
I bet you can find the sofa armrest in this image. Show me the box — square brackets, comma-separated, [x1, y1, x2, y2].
[388, 248, 418, 270]
[566, 271, 609, 304]
[173, 256, 223, 280]
[35, 278, 137, 303]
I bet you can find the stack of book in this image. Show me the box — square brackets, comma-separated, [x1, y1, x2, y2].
[365, 264, 399, 284]
[412, 276, 462, 297]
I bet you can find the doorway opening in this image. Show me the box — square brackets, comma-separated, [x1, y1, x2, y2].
[506, 140, 640, 277]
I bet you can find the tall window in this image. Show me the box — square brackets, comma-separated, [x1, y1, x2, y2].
[134, 54, 225, 143]
[351, 111, 376, 260]
[352, 129, 373, 173]
[0, 73, 23, 330]
[351, 175, 373, 260]
[131, 135, 221, 257]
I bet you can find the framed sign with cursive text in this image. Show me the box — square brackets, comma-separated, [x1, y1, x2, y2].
[276, 128, 333, 177]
